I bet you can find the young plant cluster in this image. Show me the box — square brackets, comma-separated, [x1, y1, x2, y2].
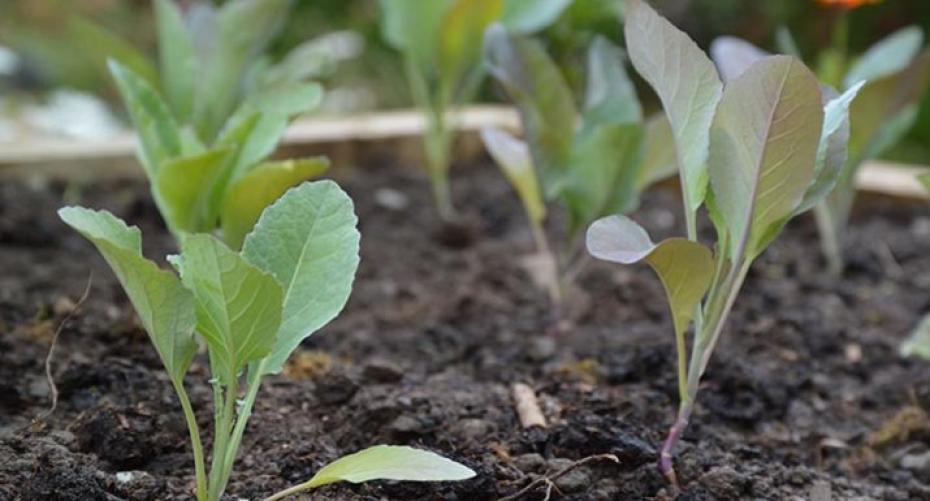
[59, 1, 475, 499]
[106, 0, 333, 249]
[480, 24, 674, 305]
[378, 0, 571, 221]
[585, 0, 863, 484]
[711, 21, 930, 274]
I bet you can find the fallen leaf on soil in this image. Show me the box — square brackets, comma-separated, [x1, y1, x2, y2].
[867, 406, 930, 448]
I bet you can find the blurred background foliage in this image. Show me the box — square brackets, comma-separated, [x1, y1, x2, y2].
[1, 0, 929, 160]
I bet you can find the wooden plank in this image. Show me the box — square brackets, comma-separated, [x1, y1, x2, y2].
[0, 105, 926, 200]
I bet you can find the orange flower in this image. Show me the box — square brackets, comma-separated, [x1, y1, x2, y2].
[816, 0, 881, 9]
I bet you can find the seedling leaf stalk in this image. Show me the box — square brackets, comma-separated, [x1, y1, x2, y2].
[588, 0, 861, 486]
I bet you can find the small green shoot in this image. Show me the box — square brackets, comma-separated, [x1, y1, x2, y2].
[588, 0, 860, 486]
[481, 25, 672, 305]
[378, 0, 570, 221]
[100, 0, 330, 247]
[901, 174, 930, 361]
[59, 181, 474, 500]
[711, 25, 930, 274]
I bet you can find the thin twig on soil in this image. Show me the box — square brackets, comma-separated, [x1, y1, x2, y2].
[499, 453, 619, 501]
[34, 274, 93, 424]
[512, 382, 547, 429]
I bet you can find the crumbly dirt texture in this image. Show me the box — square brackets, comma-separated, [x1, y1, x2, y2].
[1, 163, 930, 500]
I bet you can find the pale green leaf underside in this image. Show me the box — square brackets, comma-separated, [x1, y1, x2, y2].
[58, 207, 197, 383]
[709, 36, 768, 83]
[305, 445, 476, 489]
[379, 0, 450, 71]
[708, 56, 823, 259]
[241, 180, 360, 375]
[624, 0, 722, 213]
[178, 234, 283, 385]
[587, 215, 713, 337]
[902, 313, 930, 361]
[480, 128, 545, 225]
[795, 82, 863, 215]
[221, 157, 330, 249]
[844, 26, 923, 90]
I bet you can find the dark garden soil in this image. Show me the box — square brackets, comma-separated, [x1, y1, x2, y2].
[2, 160, 930, 501]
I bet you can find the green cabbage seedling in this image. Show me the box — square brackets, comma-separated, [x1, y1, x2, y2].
[587, 0, 859, 486]
[58, 181, 474, 501]
[481, 25, 675, 305]
[378, 0, 571, 221]
[711, 27, 930, 274]
[98, 0, 331, 248]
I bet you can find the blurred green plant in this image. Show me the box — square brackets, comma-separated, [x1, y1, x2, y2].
[711, 14, 930, 275]
[378, 0, 571, 222]
[100, 0, 337, 249]
[480, 24, 674, 305]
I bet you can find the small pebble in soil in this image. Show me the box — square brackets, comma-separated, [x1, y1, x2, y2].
[361, 359, 404, 383]
[451, 418, 495, 442]
[512, 453, 546, 473]
[374, 187, 409, 211]
[313, 372, 358, 405]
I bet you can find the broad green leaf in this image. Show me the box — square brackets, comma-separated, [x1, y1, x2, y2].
[902, 313, 930, 360]
[480, 128, 545, 226]
[439, 0, 504, 95]
[379, 0, 450, 71]
[501, 0, 571, 34]
[563, 123, 644, 231]
[58, 207, 197, 383]
[587, 215, 713, 337]
[624, 0, 723, 214]
[70, 17, 158, 87]
[221, 158, 330, 249]
[156, 148, 234, 234]
[708, 56, 823, 260]
[302, 446, 475, 489]
[844, 26, 924, 89]
[484, 24, 577, 195]
[709, 36, 769, 83]
[242, 181, 360, 375]
[155, 0, 197, 122]
[636, 114, 677, 191]
[583, 36, 641, 128]
[177, 234, 282, 385]
[795, 83, 863, 215]
[109, 60, 181, 177]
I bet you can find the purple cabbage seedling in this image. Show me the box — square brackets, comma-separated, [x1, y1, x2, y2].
[378, 0, 571, 221]
[58, 181, 474, 500]
[480, 25, 675, 305]
[587, 0, 860, 486]
[711, 25, 930, 274]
